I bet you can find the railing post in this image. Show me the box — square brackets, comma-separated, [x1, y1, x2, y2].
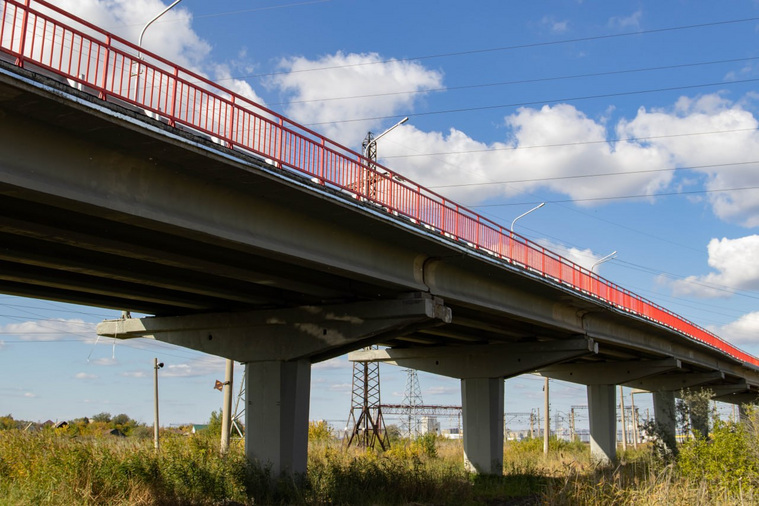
[276, 118, 284, 168]
[15, 0, 32, 68]
[167, 67, 178, 127]
[226, 95, 235, 149]
[319, 139, 326, 182]
[98, 35, 111, 101]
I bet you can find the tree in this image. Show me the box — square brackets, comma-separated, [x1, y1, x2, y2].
[677, 388, 713, 439]
[91, 412, 112, 423]
[308, 420, 333, 442]
[0, 414, 16, 431]
[206, 409, 222, 436]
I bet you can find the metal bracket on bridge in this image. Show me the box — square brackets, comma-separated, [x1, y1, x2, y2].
[96, 292, 451, 363]
[347, 336, 597, 379]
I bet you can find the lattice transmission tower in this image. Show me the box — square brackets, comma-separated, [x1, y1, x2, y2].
[399, 368, 424, 438]
[344, 350, 389, 450]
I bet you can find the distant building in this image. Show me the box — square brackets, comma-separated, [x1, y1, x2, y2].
[420, 416, 440, 435]
[191, 424, 209, 434]
[441, 427, 462, 440]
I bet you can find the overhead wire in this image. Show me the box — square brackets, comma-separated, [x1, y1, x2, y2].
[305, 76, 759, 126]
[273, 55, 759, 106]
[388, 127, 759, 161]
[469, 184, 759, 207]
[243, 15, 759, 79]
[429, 160, 759, 189]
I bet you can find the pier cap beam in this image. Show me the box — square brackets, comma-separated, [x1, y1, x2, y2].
[348, 337, 597, 379]
[539, 358, 680, 385]
[97, 292, 451, 363]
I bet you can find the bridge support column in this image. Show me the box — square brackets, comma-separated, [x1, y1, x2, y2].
[245, 359, 311, 477]
[587, 384, 616, 464]
[653, 390, 677, 452]
[461, 377, 504, 475]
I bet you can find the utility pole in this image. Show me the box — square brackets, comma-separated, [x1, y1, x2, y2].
[530, 410, 535, 439]
[629, 390, 638, 449]
[570, 407, 576, 441]
[619, 385, 627, 451]
[153, 358, 163, 451]
[220, 359, 234, 455]
[543, 377, 550, 454]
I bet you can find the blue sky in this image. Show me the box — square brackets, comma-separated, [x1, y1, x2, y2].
[2, 0, 758, 430]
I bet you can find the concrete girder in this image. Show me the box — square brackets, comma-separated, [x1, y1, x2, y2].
[347, 337, 598, 379]
[629, 371, 725, 392]
[421, 258, 587, 335]
[97, 293, 451, 363]
[582, 314, 756, 382]
[538, 358, 681, 385]
[0, 97, 433, 302]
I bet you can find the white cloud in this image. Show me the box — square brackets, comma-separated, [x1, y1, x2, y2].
[425, 385, 458, 396]
[618, 94, 759, 226]
[0, 319, 95, 341]
[24, 392, 37, 398]
[121, 371, 146, 378]
[381, 104, 674, 207]
[313, 357, 351, 370]
[608, 10, 642, 30]
[328, 382, 351, 392]
[541, 16, 569, 34]
[91, 357, 118, 366]
[666, 235, 759, 297]
[75, 372, 97, 380]
[269, 51, 443, 146]
[161, 356, 225, 378]
[713, 312, 759, 344]
[534, 239, 606, 272]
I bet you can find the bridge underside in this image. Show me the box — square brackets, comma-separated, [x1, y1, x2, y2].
[2, 62, 758, 476]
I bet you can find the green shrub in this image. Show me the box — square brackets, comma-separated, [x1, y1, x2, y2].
[679, 419, 759, 495]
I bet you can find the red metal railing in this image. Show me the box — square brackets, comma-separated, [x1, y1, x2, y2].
[2, 0, 758, 368]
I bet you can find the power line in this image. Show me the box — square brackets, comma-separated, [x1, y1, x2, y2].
[429, 160, 759, 190]
[387, 127, 759, 160]
[274, 55, 759, 106]
[306, 77, 759, 126]
[470, 183, 759, 207]
[245, 16, 759, 79]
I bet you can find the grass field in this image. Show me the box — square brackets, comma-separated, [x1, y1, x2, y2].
[1, 414, 758, 505]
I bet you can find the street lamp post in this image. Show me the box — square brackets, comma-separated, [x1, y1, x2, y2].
[591, 251, 617, 273]
[509, 202, 545, 260]
[361, 117, 408, 198]
[154, 358, 164, 451]
[134, 0, 184, 104]
[510, 202, 545, 233]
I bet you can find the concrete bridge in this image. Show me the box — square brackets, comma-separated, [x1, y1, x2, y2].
[2, 0, 758, 477]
